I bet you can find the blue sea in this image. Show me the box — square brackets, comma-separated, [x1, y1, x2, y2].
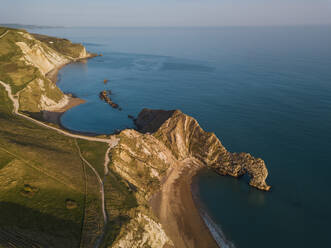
[31, 26, 331, 247]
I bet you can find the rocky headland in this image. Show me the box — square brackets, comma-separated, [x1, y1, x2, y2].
[135, 108, 270, 191]
[109, 108, 270, 247]
[0, 26, 271, 248]
[0, 28, 96, 126]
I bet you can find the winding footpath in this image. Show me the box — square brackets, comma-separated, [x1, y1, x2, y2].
[0, 30, 9, 39]
[0, 80, 119, 248]
[0, 81, 118, 145]
[75, 141, 108, 225]
[0, 30, 117, 247]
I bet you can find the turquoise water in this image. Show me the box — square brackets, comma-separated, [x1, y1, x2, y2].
[31, 27, 331, 247]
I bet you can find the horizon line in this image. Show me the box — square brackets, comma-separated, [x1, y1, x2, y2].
[1, 23, 331, 29]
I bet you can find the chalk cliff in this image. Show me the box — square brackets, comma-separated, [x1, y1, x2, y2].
[113, 109, 270, 194]
[0, 27, 271, 248]
[108, 108, 270, 247]
[0, 28, 91, 112]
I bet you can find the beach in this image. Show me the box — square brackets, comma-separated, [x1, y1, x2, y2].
[43, 49, 230, 248]
[41, 96, 85, 125]
[42, 58, 92, 126]
[150, 158, 220, 248]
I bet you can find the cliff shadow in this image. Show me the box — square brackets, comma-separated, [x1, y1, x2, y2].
[0, 202, 81, 248]
[134, 108, 176, 134]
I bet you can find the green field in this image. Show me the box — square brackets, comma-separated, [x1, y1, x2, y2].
[0, 83, 86, 247]
[0, 27, 142, 248]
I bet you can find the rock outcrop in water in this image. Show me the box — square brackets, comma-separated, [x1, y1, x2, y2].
[132, 108, 270, 191]
[99, 90, 119, 109]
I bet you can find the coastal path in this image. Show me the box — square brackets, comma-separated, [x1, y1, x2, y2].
[0, 30, 9, 39]
[0, 80, 118, 248]
[0, 81, 119, 145]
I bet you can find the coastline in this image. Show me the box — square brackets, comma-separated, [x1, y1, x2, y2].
[43, 54, 97, 129]
[150, 158, 220, 248]
[46, 54, 98, 84]
[191, 170, 236, 248]
[41, 96, 85, 125]
[43, 51, 234, 247]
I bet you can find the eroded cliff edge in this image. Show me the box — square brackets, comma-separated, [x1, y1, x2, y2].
[0, 27, 271, 247]
[116, 108, 270, 192]
[0, 27, 93, 113]
[109, 108, 270, 247]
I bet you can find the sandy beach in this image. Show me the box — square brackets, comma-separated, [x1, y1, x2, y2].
[150, 158, 220, 248]
[42, 57, 93, 126]
[42, 96, 85, 125]
[44, 53, 225, 247]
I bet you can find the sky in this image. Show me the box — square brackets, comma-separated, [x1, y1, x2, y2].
[1, 0, 331, 27]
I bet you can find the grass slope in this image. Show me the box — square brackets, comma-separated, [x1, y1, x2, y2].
[32, 33, 86, 59]
[0, 27, 141, 248]
[0, 84, 89, 247]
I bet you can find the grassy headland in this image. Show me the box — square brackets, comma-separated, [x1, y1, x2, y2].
[0, 26, 138, 248]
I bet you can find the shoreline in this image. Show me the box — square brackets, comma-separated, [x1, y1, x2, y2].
[46, 54, 98, 84]
[43, 52, 233, 247]
[42, 54, 98, 133]
[191, 170, 236, 248]
[150, 158, 220, 248]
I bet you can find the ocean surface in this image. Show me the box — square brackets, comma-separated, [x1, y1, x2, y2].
[30, 26, 331, 247]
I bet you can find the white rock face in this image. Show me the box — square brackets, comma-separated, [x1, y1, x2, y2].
[112, 213, 173, 248]
[79, 46, 88, 58]
[14, 33, 89, 112]
[40, 94, 69, 111]
[16, 41, 69, 75]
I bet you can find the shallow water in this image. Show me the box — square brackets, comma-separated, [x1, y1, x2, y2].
[31, 26, 331, 247]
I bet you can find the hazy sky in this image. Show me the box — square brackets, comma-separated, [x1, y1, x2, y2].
[1, 0, 331, 27]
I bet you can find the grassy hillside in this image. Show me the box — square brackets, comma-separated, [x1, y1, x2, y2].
[0, 27, 40, 94]
[32, 33, 86, 59]
[0, 26, 65, 113]
[0, 26, 89, 113]
[0, 27, 151, 248]
[0, 84, 86, 247]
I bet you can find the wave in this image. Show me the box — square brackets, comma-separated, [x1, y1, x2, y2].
[191, 171, 236, 248]
[199, 208, 236, 248]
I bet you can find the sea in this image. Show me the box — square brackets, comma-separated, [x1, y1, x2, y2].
[29, 26, 331, 247]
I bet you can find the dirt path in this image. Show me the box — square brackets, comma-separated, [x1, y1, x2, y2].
[75, 140, 107, 225]
[0, 80, 118, 145]
[0, 80, 119, 248]
[104, 146, 112, 176]
[0, 30, 9, 39]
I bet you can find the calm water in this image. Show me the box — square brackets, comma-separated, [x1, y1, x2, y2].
[31, 26, 331, 247]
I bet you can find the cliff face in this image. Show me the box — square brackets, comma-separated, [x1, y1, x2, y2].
[111, 129, 177, 198]
[114, 109, 270, 193]
[111, 212, 173, 248]
[139, 109, 270, 191]
[15, 34, 70, 75]
[1, 27, 271, 247]
[0, 28, 90, 112]
[109, 108, 270, 247]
